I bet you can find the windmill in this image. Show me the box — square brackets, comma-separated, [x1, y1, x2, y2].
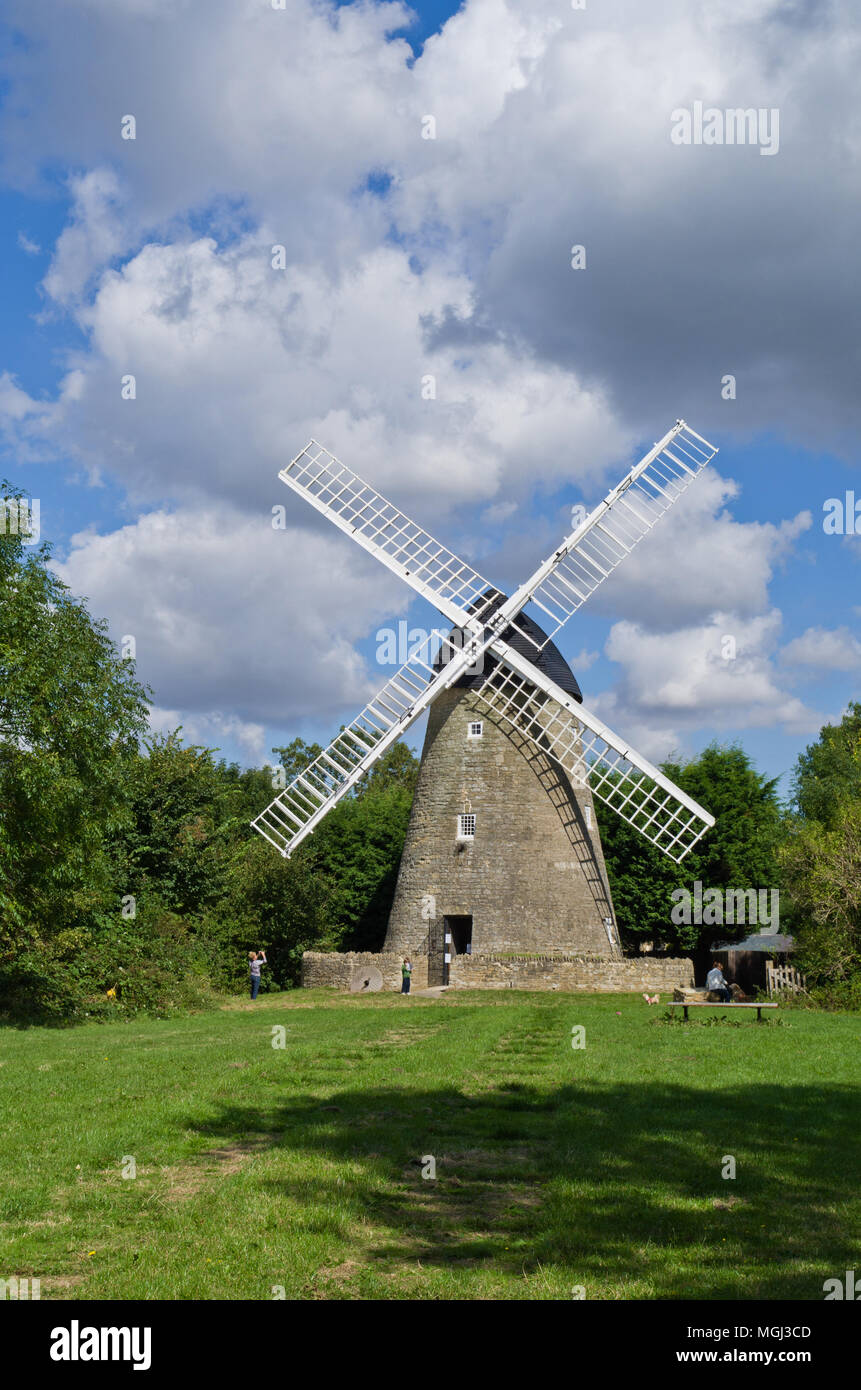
[253, 420, 718, 972]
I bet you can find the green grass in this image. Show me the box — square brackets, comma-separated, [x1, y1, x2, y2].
[1, 990, 858, 1300]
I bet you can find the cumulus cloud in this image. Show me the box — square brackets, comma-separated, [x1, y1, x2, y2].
[584, 470, 812, 631]
[592, 610, 823, 762]
[1, 0, 854, 759]
[148, 707, 267, 763]
[54, 505, 412, 726]
[4, 0, 860, 450]
[42, 168, 127, 308]
[781, 625, 861, 671]
[3, 232, 630, 524]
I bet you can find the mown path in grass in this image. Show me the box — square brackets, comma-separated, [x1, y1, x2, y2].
[1, 991, 858, 1300]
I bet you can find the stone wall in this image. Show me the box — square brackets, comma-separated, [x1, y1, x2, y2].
[301, 952, 429, 992]
[301, 950, 691, 994]
[449, 954, 694, 992]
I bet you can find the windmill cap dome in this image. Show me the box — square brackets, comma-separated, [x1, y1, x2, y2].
[433, 587, 583, 701]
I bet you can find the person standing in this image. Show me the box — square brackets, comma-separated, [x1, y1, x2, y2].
[248, 950, 267, 1000]
[401, 958, 412, 995]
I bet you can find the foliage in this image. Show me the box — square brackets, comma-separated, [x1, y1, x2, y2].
[109, 733, 235, 914]
[791, 702, 861, 827]
[599, 742, 784, 954]
[779, 796, 861, 987]
[0, 508, 151, 1018]
[780, 713, 861, 996]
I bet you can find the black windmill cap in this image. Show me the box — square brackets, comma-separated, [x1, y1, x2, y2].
[433, 586, 583, 702]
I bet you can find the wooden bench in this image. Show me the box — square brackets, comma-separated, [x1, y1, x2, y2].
[667, 1001, 778, 1022]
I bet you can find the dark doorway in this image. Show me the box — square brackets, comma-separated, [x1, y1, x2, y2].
[445, 915, 473, 961]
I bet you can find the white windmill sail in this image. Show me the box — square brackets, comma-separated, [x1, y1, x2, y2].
[252, 626, 487, 856]
[471, 648, 714, 863]
[277, 422, 716, 655]
[254, 418, 719, 862]
[499, 421, 718, 651]
[278, 441, 497, 632]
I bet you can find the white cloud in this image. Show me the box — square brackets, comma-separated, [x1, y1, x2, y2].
[569, 646, 599, 672]
[781, 625, 861, 671]
[1, 0, 856, 763]
[4, 233, 630, 523]
[42, 168, 126, 308]
[55, 505, 411, 727]
[147, 707, 267, 762]
[590, 610, 824, 762]
[587, 470, 812, 630]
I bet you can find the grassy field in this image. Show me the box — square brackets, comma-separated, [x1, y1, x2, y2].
[1, 989, 858, 1300]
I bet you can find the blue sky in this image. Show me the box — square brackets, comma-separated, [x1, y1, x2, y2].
[1, 0, 859, 799]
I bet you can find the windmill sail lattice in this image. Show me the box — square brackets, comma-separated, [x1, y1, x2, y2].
[519, 423, 717, 648]
[472, 654, 711, 861]
[252, 628, 476, 857]
[253, 419, 719, 865]
[278, 441, 500, 629]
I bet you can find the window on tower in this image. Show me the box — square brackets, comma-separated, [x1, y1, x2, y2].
[467, 721, 483, 739]
[457, 813, 476, 840]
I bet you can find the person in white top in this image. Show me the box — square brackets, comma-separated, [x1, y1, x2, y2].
[705, 960, 733, 1003]
[248, 950, 267, 1000]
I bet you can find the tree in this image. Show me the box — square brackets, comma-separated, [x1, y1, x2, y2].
[599, 743, 783, 955]
[0, 499, 150, 1016]
[271, 738, 323, 785]
[109, 732, 241, 915]
[354, 740, 419, 799]
[780, 793, 861, 990]
[295, 741, 418, 951]
[791, 703, 861, 827]
[209, 836, 334, 991]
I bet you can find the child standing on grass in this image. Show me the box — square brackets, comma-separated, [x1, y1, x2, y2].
[401, 958, 412, 995]
[248, 950, 267, 1000]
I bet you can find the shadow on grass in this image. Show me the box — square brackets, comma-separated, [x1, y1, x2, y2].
[186, 1079, 859, 1299]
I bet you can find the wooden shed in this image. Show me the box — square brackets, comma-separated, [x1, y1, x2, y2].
[710, 932, 796, 994]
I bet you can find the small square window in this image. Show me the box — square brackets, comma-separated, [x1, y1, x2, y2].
[467, 721, 483, 739]
[457, 813, 476, 840]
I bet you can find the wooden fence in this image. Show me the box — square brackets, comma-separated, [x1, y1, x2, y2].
[765, 959, 807, 995]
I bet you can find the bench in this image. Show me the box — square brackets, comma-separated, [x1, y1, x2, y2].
[667, 1001, 778, 1022]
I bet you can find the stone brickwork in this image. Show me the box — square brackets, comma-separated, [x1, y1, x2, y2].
[384, 687, 619, 965]
[448, 954, 695, 992]
[301, 952, 429, 992]
[300, 950, 692, 994]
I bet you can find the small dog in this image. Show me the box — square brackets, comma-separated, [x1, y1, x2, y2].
[642, 993, 660, 1004]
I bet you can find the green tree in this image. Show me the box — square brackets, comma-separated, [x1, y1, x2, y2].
[0, 500, 150, 1016]
[296, 741, 419, 951]
[599, 743, 783, 954]
[210, 837, 333, 991]
[791, 703, 861, 827]
[271, 738, 323, 785]
[110, 732, 241, 915]
[780, 794, 861, 994]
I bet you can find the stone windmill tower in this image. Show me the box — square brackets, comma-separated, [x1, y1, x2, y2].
[252, 421, 719, 984]
[384, 597, 619, 978]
